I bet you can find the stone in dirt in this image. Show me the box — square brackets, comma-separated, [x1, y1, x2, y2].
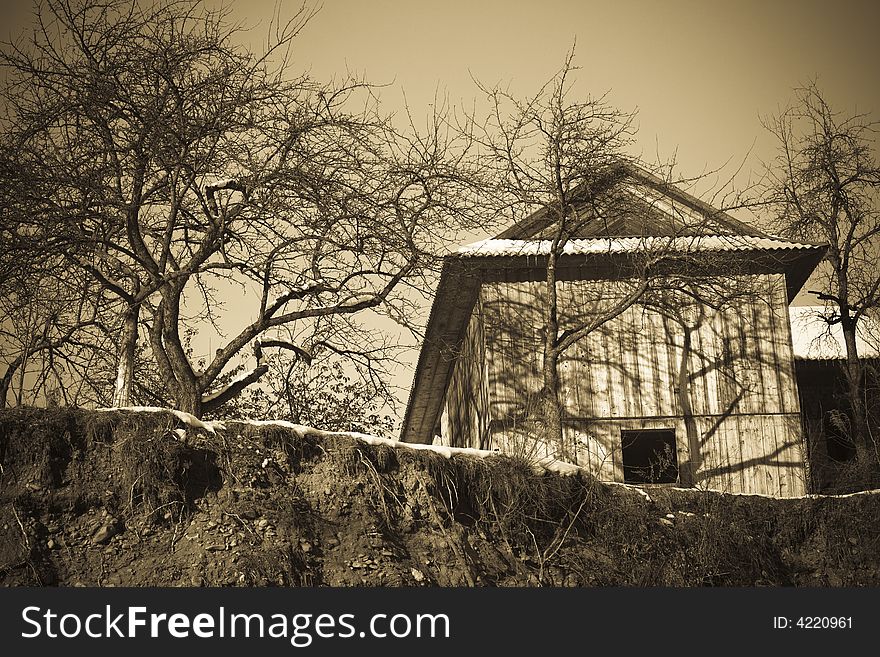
[91, 522, 121, 545]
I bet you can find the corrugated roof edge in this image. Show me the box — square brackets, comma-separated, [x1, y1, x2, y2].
[454, 235, 825, 257]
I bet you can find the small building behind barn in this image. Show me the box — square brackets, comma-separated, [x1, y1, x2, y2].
[402, 167, 827, 497]
[790, 306, 880, 490]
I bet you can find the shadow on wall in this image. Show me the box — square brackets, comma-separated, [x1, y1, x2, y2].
[471, 275, 806, 495]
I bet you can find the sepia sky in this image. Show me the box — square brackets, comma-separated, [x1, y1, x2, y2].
[2, 0, 878, 413]
[3, 0, 876, 227]
[3, 0, 877, 184]
[244, 0, 880, 187]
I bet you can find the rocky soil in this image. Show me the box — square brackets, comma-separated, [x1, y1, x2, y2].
[2, 407, 879, 587]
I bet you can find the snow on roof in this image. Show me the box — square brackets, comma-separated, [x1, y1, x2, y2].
[789, 306, 880, 360]
[457, 235, 822, 258]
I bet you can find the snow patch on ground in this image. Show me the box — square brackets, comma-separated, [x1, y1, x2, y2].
[238, 419, 501, 460]
[95, 410, 880, 499]
[237, 419, 611, 477]
[96, 406, 226, 434]
[607, 481, 880, 502]
[229, 419, 600, 473]
[605, 481, 654, 501]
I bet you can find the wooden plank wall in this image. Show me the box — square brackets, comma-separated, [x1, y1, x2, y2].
[478, 273, 807, 497]
[441, 299, 491, 449]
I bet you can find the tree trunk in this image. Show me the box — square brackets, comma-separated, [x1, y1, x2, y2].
[0, 368, 12, 408]
[176, 385, 203, 418]
[539, 246, 568, 460]
[157, 284, 203, 417]
[840, 312, 869, 453]
[539, 347, 567, 461]
[112, 304, 139, 407]
[14, 344, 28, 405]
[677, 325, 697, 487]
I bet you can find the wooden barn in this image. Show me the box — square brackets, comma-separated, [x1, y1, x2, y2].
[401, 167, 827, 497]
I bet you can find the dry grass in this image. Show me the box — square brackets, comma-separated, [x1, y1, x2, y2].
[4, 408, 880, 586]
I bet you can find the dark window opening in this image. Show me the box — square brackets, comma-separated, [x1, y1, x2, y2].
[621, 429, 679, 484]
[823, 411, 856, 462]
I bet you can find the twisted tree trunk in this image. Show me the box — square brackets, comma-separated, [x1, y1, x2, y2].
[111, 304, 139, 407]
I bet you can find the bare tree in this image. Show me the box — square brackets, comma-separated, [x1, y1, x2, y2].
[0, 189, 116, 407]
[763, 82, 880, 457]
[469, 52, 760, 460]
[1, 0, 486, 416]
[0, 268, 114, 407]
[205, 356, 397, 436]
[468, 53, 634, 456]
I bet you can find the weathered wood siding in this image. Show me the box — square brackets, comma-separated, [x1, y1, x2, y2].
[441, 299, 491, 449]
[440, 272, 806, 497]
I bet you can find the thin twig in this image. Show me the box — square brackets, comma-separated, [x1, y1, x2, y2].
[11, 504, 30, 551]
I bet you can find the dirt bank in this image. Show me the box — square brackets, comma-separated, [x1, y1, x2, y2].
[1, 407, 878, 587]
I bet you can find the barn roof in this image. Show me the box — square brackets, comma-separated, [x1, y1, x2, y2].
[400, 166, 827, 444]
[496, 165, 767, 240]
[457, 235, 820, 258]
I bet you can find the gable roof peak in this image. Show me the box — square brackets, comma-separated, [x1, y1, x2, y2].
[495, 162, 769, 241]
